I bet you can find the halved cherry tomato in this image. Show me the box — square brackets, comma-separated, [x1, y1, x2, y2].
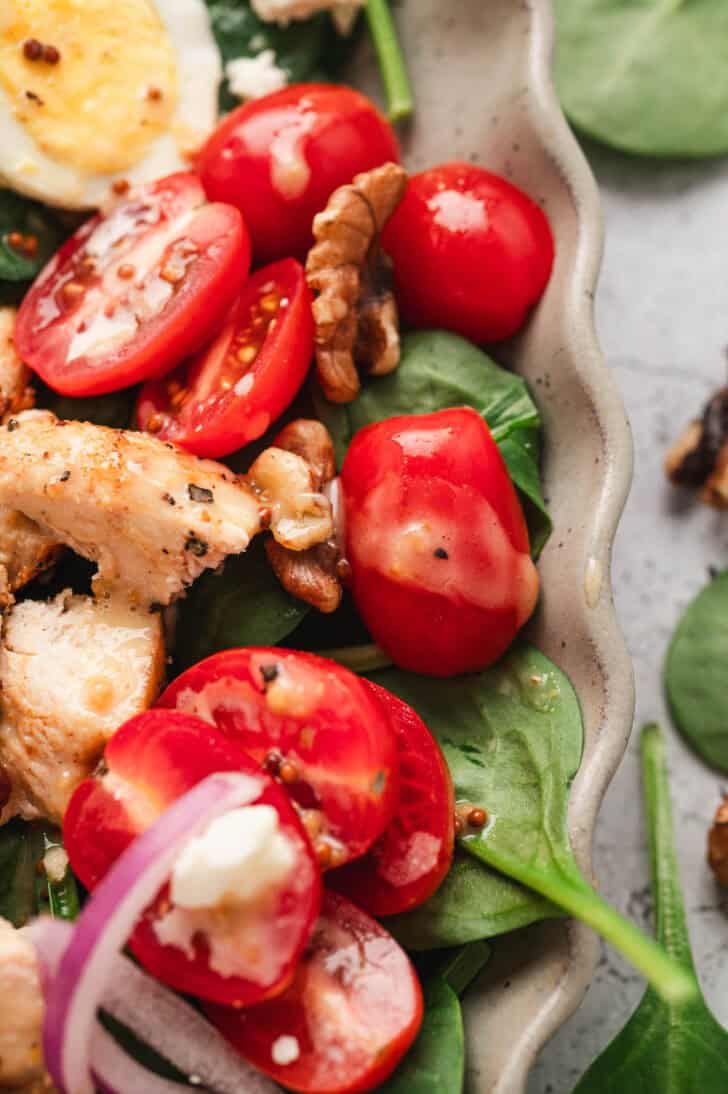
[204, 891, 423, 1094]
[16, 173, 251, 397]
[157, 648, 399, 867]
[382, 162, 554, 343]
[329, 681, 454, 916]
[136, 258, 313, 457]
[341, 407, 540, 677]
[63, 709, 321, 1006]
[198, 84, 400, 263]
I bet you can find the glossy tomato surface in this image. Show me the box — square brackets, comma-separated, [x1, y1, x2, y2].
[198, 84, 399, 263]
[329, 681, 454, 916]
[382, 162, 554, 343]
[341, 407, 540, 677]
[205, 891, 423, 1094]
[63, 709, 321, 1006]
[136, 259, 313, 457]
[16, 173, 250, 396]
[157, 648, 399, 866]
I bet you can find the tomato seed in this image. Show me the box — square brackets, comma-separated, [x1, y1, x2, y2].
[237, 345, 257, 365]
[315, 841, 332, 868]
[279, 761, 299, 786]
[160, 263, 183, 284]
[117, 263, 135, 279]
[60, 281, 84, 307]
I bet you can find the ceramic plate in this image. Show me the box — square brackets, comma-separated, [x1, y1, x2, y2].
[351, 3, 635, 1090]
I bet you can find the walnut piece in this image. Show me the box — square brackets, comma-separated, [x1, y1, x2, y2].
[708, 796, 728, 886]
[262, 420, 343, 613]
[666, 386, 728, 507]
[306, 162, 408, 404]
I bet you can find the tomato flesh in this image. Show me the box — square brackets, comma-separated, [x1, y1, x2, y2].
[204, 891, 423, 1094]
[63, 709, 321, 1006]
[157, 648, 399, 866]
[329, 681, 455, 916]
[198, 84, 400, 263]
[136, 258, 313, 457]
[341, 407, 540, 677]
[382, 162, 554, 343]
[16, 173, 251, 396]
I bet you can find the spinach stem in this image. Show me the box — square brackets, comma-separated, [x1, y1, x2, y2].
[318, 643, 393, 673]
[640, 722, 694, 971]
[365, 0, 414, 122]
[464, 842, 698, 1006]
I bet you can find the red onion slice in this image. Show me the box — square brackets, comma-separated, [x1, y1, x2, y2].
[43, 771, 264, 1094]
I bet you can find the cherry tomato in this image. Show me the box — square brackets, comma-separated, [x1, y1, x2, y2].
[16, 173, 251, 397]
[341, 407, 540, 677]
[204, 891, 423, 1094]
[382, 162, 554, 343]
[136, 259, 313, 457]
[63, 709, 321, 1006]
[329, 681, 454, 916]
[198, 84, 400, 263]
[157, 648, 399, 867]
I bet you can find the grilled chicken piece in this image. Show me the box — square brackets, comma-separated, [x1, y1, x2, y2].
[0, 309, 33, 422]
[0, 509, 61, 609]
[0, 591, 164, 825]
[0, 415, 330, 607]
[0, 918, 47, 1089]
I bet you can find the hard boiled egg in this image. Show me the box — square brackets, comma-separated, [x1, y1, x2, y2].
[0, 0, 221, 209]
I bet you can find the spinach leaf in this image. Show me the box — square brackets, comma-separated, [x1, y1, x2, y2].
[572, 724, 728, 1092]
[36, 383, 137, 429]
[0, 189, 63, 284]
[378, 976, 464, 1094]
[0, 820, 79, 926]
[389, 849, 558, 951]
[665, 571, 728, 772]
[315, 330, 552, 556]
[554, 1, 728, 159]
[206, 1, 331, 112]
[417, 938, 492, 998]
[371, 645, 696, 1004]
[174, 537, 309, 671]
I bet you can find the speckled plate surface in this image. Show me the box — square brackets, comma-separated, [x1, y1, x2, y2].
[351, 3, 635, 1090]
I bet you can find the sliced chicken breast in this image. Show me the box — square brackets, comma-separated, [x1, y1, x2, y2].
[0, 309, 33, 422]
[0, 918, 46, 1089]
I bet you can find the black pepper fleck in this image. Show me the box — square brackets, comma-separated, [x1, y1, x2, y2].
[260, 663, 279, 684]
[161, 492, 175, 505]
[187, 483, 214, 504]
[59, 470, 70, 483]
[433, 547, 449, 559]
[185, 535, 208, 557]
[6, 419, 18, 432]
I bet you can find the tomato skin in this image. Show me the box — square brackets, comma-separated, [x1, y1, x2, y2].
[157, 648, 399, 866]
[329, 681, 454, 916]
[63, 709, 321, 1007]
[204, 891, 423, 1094]
[382, 162, 554, 343]
[136, 258, 313, 457]
[198, 84, 400, 263]
[16, 173, 251, 397]
[341, 407, 540, 677]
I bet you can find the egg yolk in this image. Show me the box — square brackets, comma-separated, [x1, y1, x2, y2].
[0, 0, 178, 176]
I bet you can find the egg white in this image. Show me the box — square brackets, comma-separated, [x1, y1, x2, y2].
[0, 0, 221, 209]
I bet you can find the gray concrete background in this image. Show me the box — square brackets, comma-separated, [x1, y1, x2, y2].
[528, 145, 728, 1092]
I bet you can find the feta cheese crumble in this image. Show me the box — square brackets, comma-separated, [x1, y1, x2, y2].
[272, 1035, 301, 1066]
[225, 51, 288, 101]
[170, 804, 296, 910]
[250, 0, 363, 30]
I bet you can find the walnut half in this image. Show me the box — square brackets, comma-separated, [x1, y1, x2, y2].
[666, 386, 728, 506]
[263, 420, 344, 614]
[708, 795, 728, 887]
[306, 162, 408, 404]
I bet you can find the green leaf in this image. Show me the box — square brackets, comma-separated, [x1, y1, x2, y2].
[0, 189, 63, 283]
[371, 646, 696, 1005]
[389, 850, 558, 951]
[571, 724, 728, 1092]
[174, 537, 310, 671]
[314, 330, 552, 556]
[419, 939, 492, 998]
[665, 571, 728, 772]
[36, 382, 137, 429]
[205, 1, 331, 112]
[554, 1, 728, 159]
[378, 976, 464, 1094]
[0, 820, 79, 926]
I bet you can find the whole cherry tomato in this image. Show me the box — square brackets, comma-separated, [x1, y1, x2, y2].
[63, 709, 321, 1006]
[330, 681, 455, 916]
[136, 258, 313, 457]
[340, 407, 540, 677]
[157, 648, 400, 867]
[197, 84, 400, 263]
[205, 891, 423, 1094]
[382, 162, 554, 343]
[16, 173, 250, 396]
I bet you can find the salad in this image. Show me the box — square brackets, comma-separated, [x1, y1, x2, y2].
[0, 3, 695, 1093]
